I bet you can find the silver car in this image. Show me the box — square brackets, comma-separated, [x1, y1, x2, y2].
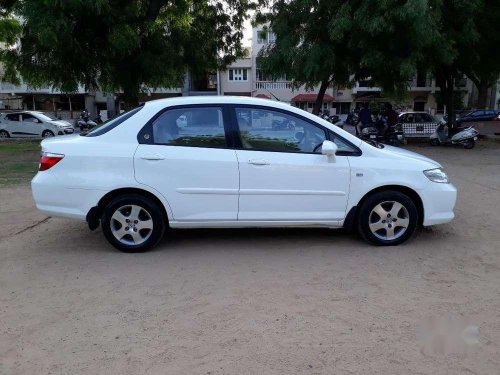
[0, 111, 74, 138]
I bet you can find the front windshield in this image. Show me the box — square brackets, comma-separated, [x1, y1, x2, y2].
[35, 113, 58, 121]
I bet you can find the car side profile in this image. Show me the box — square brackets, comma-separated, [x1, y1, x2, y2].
[0, 111, 74, 138]
[457, 109, 500, 125]
[32, 97, 457, 252]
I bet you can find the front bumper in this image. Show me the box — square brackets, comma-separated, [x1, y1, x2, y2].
[57, 128, 74, 135]
[421, 182, 457, 226]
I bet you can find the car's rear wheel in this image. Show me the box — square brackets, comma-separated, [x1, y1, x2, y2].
[42, 130, 54, 138]
[358, 190, 418, 246]
[0, 130, 9, 138]
[101, 194, 166, 252]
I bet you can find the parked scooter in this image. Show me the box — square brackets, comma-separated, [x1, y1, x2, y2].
[430, 118, 478, 149]
[77, 110, 98, 131]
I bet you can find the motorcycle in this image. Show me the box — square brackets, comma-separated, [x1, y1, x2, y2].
[359, 117, 405, 146]
[77, 111, 98, 131]
[430, 119, 478, 149]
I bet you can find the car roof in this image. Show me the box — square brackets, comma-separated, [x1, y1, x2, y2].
[399, 111, 432, 115]
[143, 96, 296, 112]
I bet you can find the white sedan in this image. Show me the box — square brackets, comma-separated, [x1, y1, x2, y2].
[0, 111, 74, 138]
[32, 97, 457, 252]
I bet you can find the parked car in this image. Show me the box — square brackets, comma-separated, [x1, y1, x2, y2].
[31, 97, 457, 252]
[0, 111, 74, 138]
[457, 109, 500, 125]
[398, 112, 439, 138]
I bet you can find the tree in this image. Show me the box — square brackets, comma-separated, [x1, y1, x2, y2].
[256, 0, 432, 115]
[1, 0, 255, 108]
[458, 0, 500, 108]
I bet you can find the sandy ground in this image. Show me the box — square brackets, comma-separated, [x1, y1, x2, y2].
[1, 141, 499, 374]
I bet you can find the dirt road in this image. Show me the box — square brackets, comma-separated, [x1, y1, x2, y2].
[1, 142, 499, 374]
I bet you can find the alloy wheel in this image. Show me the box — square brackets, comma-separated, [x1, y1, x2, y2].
[110, 204, 154, 246]
[368, 201, 410, 241]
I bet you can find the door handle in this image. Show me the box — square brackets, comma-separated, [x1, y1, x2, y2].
[248, 159, 270, 166]
[141, 153, 165, 161]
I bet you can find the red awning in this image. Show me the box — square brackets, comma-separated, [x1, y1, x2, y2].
[255, 94, 271, 99]
[291, 94, 334, 102]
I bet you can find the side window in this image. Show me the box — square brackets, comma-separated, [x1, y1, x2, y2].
[422, 113, 435, 122]
[6, 114, 20, 121]
[22, 114, 38, 123]
[235, 107, 326, 153]
[152, 107, 226, 148]
[328, 132, 360, 154]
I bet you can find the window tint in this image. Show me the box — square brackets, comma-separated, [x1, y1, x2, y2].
[85, 106, 143, 137]
[6, 114, 20, 121]
[153, 107, 226, 148]
[235, 108, 326, 153]
[328, 132, 359, 154]
[22, 114, 38, 123]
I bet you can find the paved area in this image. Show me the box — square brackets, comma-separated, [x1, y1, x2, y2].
[1, 141, 499, 374]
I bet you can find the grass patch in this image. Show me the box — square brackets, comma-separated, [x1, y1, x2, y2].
[0, 141, 41, 186]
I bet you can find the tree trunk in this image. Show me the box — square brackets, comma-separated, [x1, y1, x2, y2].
[476, 81, 489, 109]
[438, 73, 456, 129]
[122, 89, 140, 110]
[312, 79, 329, 115]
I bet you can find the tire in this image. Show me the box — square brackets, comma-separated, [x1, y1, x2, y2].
[101, 194, 166, 252]
[464, 139, 475, 149]
[42, 130, 55, 138]
[0, 129, 10, 138]
[430, 138, 440, 146]
[357, 190, 418, 246]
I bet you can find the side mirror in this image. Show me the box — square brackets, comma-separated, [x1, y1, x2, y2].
[321, 140, 338, 162]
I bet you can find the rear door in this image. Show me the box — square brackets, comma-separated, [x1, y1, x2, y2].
[134, 105, 240, 222]
[4, 113, 22, 136]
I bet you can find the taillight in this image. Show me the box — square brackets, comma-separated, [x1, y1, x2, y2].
[39, 152, 64, 171]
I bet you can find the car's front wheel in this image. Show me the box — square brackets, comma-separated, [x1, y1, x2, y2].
[0, 130, 10, 138]
[101, 194, 167, 252]
[358, 190, 418, 246]
[42, 130, 55, 138]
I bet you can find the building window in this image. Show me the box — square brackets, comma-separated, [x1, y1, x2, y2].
[257, 30, 267, 44]
[413, 101, 426, 111]
[307, 102, 313, 109]
[228, 69, 248, 81]
[268, 32, 276, 44]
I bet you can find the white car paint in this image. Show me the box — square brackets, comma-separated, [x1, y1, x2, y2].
[32, 96, 456, 234]
[0, 111, 74, 138]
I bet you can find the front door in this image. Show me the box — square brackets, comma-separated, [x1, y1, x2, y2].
[233, 106, 352, 222]
[134, 105, 239, 222]
[20, 113, 42, 136]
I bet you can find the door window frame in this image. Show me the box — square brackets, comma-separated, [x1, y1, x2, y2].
[137, 104, 239, 149]
[228, 104, 361, 156]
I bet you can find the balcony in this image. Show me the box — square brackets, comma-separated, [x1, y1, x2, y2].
[255, 81, 292, 90]
[408, 77, 434, 91]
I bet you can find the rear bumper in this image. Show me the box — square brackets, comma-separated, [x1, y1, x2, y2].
[32, 171, 104, 221]
[421, 183, 457, 226]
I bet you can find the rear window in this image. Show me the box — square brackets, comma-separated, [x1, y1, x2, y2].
[84, 106, 143, 137]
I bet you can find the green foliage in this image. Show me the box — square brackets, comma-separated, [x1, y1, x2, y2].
[0, 0, 256, 105]
[257, 0, 432, 96]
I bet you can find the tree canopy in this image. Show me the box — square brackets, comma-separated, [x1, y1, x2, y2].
[0, 0, 255, 106]
[257, 0, 500, 122]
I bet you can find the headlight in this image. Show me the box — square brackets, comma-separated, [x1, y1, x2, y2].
[57, 124, 65, 129]
[423, 168, 449, 183]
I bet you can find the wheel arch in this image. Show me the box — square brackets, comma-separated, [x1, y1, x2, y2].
[344, 185, 424, 230]
[86, 187, 170, 230]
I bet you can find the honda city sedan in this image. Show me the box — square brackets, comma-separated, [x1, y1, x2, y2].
[32, 97, 457, 252]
